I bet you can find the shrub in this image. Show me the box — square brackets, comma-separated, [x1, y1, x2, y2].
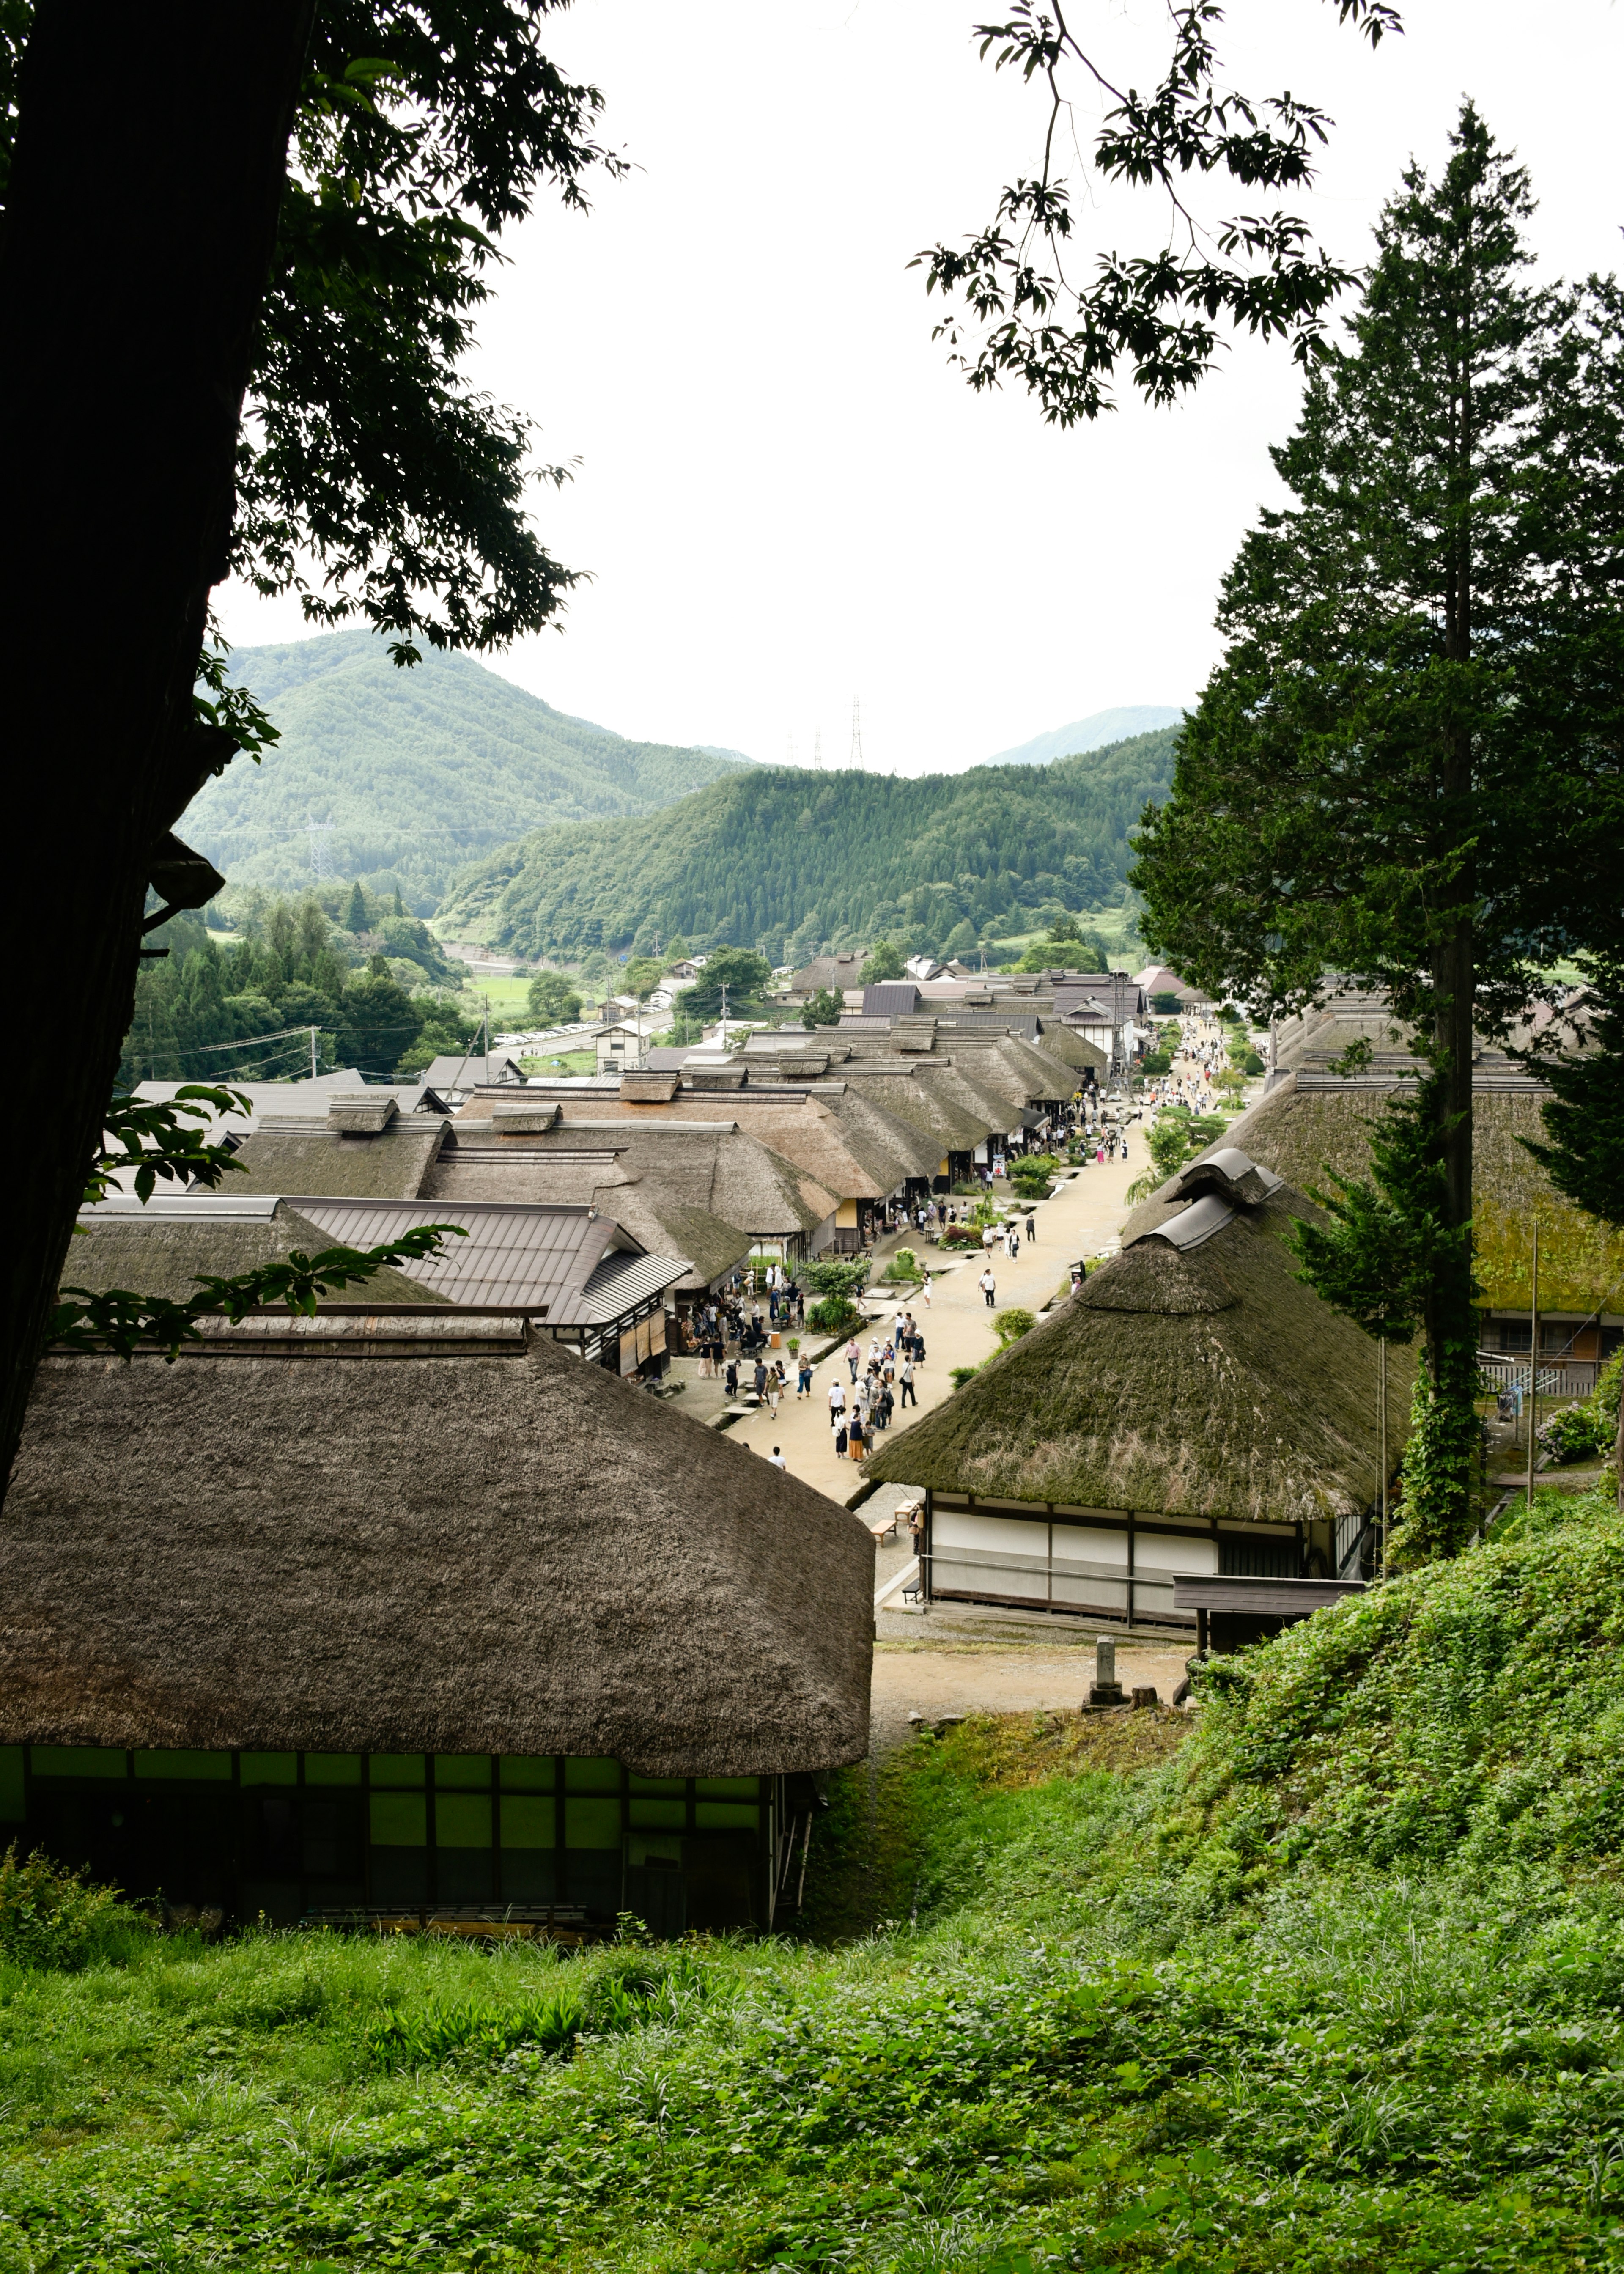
[1140, 1049, 1172, 1075]
[785, 1336, 801, 1357]
[1150, 990, 1181, 1013]
[807, 1296, 863, 1335]
[0, 1845, 143, 1970]
[1242, 1049, 1266, 1075]
[939, 1226, 980, 1249]
[949, 1364, 979, 1388]
[803, 1256, 871, 1300]
[883, 1247, 919, 1283]
[992, 1307, 1036, 1347]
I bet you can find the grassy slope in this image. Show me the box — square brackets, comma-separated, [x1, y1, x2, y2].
[6, 1497, 1624, 2272]
[437, 732, 1178, 962]
[181, 633, 750, 909]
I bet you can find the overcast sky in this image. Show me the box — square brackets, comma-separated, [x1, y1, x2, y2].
[216, 0, 1624, 774]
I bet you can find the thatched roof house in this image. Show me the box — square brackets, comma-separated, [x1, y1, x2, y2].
[68, 1195, 446, 1305]
[2, 1316, 872, 1933]
[1163, 1068, 1624, 1363]
[867, 1146, 1409, 1627]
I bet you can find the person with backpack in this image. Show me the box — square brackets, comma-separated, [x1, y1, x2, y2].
[899, 1354, 916, 1408]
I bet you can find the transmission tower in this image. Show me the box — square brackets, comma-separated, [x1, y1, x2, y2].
[813, 726, 823, 769]
[849, 696, 864, 769]
[306, 812, 335, 879]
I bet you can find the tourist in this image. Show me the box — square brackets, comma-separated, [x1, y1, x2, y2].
[769, 1445, 786, 1471]
[724, 1357, 740, 1400]
[834, 1422, 848, 1458]
[846, 1337, 860, 1384]
[848, 1410, 867, 1460]
[752, 1358, 768, 1402]
[827, 1377, 846, 1428]
[979, 1266, 996, 1308]
[797, 1354, 814, 1399]
[899, 1355, 916, 1408]
[921, 1269, 933, 1307]
[1025, 1210, 1037, 1243]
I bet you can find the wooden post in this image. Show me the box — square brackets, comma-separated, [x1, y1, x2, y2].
[1527, 1220, 1540, 1510]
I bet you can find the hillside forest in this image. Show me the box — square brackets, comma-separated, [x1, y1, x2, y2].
[439, 728, 1177, 964]
[123, 887, 483, 1088]
[178, 633, 752, 909]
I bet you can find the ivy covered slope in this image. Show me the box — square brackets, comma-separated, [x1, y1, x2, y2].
[9, 1499, 1624, 2271]
[1161, 1492, 1624, 1891]
[439, 728, 1178, 962]
[178, 633, 752, 909]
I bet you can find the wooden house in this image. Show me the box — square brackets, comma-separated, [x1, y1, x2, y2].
[0, 1314, 872, 1935]
[866, 1147, 1411, 1628]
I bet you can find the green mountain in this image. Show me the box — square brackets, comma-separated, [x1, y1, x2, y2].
[439, 727, 1178, 963]
[178, 631, 753, 910]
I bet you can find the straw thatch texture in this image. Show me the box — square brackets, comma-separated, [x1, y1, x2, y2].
[3, 1327, 873, 1773]
[425, 1120, 834, 1287]
[866, 1177, 1413, 1521]
[230, 1117, 446, 1199]
[1155, 1074, 1624, 1316]
[66, 1204, 445, 1306]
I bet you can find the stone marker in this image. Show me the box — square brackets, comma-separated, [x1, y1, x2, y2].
[1130, 1685, 1159, 1709]
[1088, 1633, 1125, 1708]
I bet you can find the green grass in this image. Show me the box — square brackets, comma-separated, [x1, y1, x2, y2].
[464, 976, 543, 1022]
[8, 1504, 1624, 2270]
[520, 1049, 597, 1077]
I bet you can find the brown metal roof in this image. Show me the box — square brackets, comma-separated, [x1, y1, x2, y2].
[285, 1197, 686, 1321]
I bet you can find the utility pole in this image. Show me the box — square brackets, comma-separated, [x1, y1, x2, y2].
[813, 726, 823, 769]
[308, 1025, 318, 1080]
[1379, 1336, 1388, 1582]
[1526, 1219, 1540, 1509]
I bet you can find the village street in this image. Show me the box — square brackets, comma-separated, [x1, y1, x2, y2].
[723, 1125, 1188, 1740]
[728, 1141, 1147, 1494]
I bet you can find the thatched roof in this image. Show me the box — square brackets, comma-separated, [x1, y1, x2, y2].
[230, 1113, 446, 1199]
[3, 1320, 873, 1773]
[468, 1084, 891, 1204]
[1149, 1071, 1624, 1317]
[867, 1148, 1413, 1522]
[66, 1198, 446, 1306]
[838, 1065, 996, 1155]
[425, 1119, 833, 1289]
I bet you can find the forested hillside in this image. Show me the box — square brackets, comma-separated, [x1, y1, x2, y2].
[439, 728, 1177, 962]
[179, 632, 751, 908]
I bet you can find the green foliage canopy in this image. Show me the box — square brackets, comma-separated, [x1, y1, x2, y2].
[444, 731, 1178, 961]
[526, 969, 583, 1026]
[1134, 108, 1624, 1555]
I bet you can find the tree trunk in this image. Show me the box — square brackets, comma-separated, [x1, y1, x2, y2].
[0, 1, 315, 1496]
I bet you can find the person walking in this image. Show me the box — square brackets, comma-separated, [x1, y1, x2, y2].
[827, 1376, 846, 1429]
[768, 1445, 786, 1471]
[767, 1364, 784, 1418]
[797, 1354, 814, 1399]
[899, 1354, 916, 1407]
[979, 1266, 996, 1308]
[846, 1337, 860, 1384]
[1025, 1209, 1037, 1243]
[922, 1269, 933, 1307]
[752, 1357, 768, 1402]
